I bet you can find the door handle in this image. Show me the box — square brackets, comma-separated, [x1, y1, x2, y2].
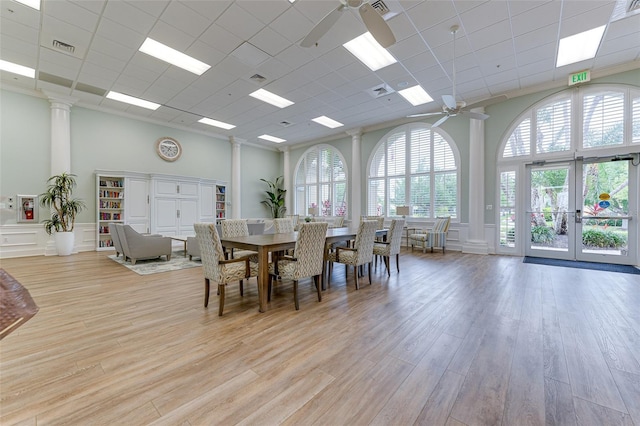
[575, 209, 581, 223]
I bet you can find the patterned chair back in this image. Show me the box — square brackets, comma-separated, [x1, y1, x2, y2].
[290, 222, 329, 279]
[221, 219, 249, 238]
[354, 220, 378, 266]
[361, 215, 384, 230]
[386, 219, 405, 256]
[274, 218, 295, 234]
[194, 223, 226, 283]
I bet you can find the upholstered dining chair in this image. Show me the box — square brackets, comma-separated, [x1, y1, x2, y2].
[274, 218, 295, 233]
[326, 220, 378, 290]
[194, 223, 258, 316]
[409, 216, 451, 253]
[220, 219, 258, 260]
[361, 215, 385, 230]
[267, 222, 328, 310]
[373, 219, 405, 276]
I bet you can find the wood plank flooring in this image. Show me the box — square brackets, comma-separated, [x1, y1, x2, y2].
[1, 250, 639, 425]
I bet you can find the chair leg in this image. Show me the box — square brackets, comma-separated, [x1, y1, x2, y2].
[293, 280, 299, 310]
[328, 262, 333, 288]
[354, 266, 360, 290]
[385, 256, 390, 277]
[239, 280, 244, 296]
[314, 275, 322, 302]
[204, 278, 210, 307]
[368, 262, 372, 284]
[218, 284, 225, 316]
[267, 274, 273, 302]
[396, 253, 400, 273]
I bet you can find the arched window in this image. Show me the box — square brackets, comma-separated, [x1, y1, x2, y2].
[367, 123, 459, 218]
[294, 145, 347, 217]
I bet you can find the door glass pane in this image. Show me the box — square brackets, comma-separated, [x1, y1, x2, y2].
[499, 171, 516, 248]
[530, 167, 569, 252]
[580, 161, 629, 256]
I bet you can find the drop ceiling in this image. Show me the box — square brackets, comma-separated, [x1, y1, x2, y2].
[1, 0, 639, 148]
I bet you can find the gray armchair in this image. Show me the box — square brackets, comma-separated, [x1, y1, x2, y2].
[109, 222, 125, 259]
[114, 224, 172, 265]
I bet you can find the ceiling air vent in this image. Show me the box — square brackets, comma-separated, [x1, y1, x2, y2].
[611, 0, 640, 21]
[370, 0, 390, 15]
[368, 83, 395, 98]
[250, 74, 266, 83]
[52, 39, 75, 54]
[628, 0, 640, 11]
[38, 72, 73, 88]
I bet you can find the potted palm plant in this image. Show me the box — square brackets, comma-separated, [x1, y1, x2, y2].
[260, 176, 286, 218]
[40, 172, 86, 256]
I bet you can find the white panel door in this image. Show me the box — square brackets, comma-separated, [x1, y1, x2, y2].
[154, 198, 178, 236]
[200, 183, 215, 221]
[125, 177, 149, 232]
[179, 182, 198, 197]
[178, 198, 198, 236]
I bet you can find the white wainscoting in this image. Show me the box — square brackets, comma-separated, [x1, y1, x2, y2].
[0, 223, 96, 259]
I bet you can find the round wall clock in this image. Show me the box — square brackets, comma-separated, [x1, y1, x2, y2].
[156, 137, 182, 162]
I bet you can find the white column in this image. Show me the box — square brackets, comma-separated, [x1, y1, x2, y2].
[43, 93, 76, 255]
[281, 147, 291, 215]
[462, 108, 489, 254]
[230, 137, 243, 219]
[46, 95, 75, 175]
[347, 128, 363, 222]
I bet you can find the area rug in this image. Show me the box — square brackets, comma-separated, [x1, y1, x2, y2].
[523, 257, 640, 275]
[108, 251, 201, 275]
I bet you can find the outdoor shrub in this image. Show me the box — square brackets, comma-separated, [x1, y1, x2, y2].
[506, 228, 515, 243]
[531, 225, 555, 244]
[582, 229, 627, 248]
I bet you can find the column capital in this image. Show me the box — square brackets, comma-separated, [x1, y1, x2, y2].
[42, 90, 78, 108]
[346, 128, 363, 137]
[229, 136, 246, 147]
[278, 146, 290, 153]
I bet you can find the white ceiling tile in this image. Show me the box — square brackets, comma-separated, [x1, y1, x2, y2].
[181, 0, 231, 21]
[388, 33, 431, 61]
[103, 1, 156, 36]
[38, 48, 82, 80]
[269, 7, 313, 44]
[45, 0, 100, 33]
[513, 24, 558, 51]
[460, 1, 509, 34]
[515, 43, 556, 67]
[125, 0, 169, 18]
[561, 0, 613, 19]
[249, 26, 290, 57]
[236, 0, 290, 25]
[160, 1, 212, 38]
[256, 58, 292, 82]
[199, 24, 243, 55]
[90, 35, 138, 63]
[0, 34, 38, 66]
[96, 16, 146, 50]
[510, 1, 560, 36]
[277, 44, 315, 69]
[559, 4, 615, 37]
[402, 0, 457, 32]
[1, 1, 41, 29]
[216, 2, 264, 41]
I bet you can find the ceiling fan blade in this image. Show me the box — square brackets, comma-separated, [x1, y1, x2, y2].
[300, 4, 345, 47]
[442, 95, 456, 110]
[407, 112, 445, 118]
[432, 115, 450, 128]
[358, 3, 396, 48]
[465, 111, 490, 120]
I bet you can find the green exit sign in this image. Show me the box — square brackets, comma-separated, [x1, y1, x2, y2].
[568, 70, 591, 86]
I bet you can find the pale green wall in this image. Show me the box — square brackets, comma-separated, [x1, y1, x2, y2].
[240, 144, 281, 218]
[0, 89, 280, 225]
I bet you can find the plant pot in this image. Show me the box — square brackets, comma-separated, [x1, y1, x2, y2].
[55, 232, 75, 256]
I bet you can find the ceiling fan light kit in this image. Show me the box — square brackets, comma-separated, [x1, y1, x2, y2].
[407, 24, 490, 127]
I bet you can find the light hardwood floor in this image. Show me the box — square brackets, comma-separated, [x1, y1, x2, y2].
[1, 250, 639, 425]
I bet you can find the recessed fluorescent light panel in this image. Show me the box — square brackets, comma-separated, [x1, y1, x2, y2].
[258, 134, 286, 143]
[14, 0, 40, 10]
[0, 59, 35, 78]
[198, 117, 236, 130]
[249, 89, 294, 108]
[106, 91, 160, 110]
[312, 116, 344, 129]
[556, 25, 606, 67]
[139, 38, 211, 75]
[343, 32, 397, 71]
[398, 85, 433, 106]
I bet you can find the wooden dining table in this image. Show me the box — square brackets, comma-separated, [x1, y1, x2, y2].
[220, 226, 386, 313]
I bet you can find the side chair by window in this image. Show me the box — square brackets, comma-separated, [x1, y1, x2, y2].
[409, 217, 451, 253]
[194, 223, 258, 316]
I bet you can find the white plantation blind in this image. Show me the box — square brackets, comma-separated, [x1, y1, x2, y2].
[499, 170, 516, 248]
[503, 118, 531, 158]
[368, 124, 458, 218]
[583, 91, 624, 148]
[633, 95, 640, 144]
[536, 98, 571, 154]
[295, 145, 347, 216]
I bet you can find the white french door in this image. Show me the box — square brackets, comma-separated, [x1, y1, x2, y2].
[525, 158, 637, 265]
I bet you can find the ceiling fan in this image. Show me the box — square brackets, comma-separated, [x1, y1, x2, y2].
[300, 0, 396, 48]
[408, 25, 489, 128]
